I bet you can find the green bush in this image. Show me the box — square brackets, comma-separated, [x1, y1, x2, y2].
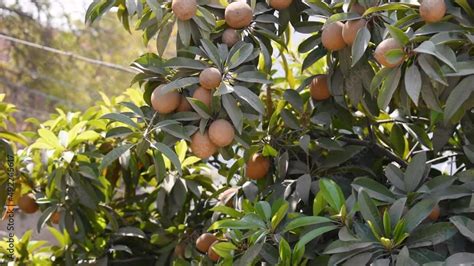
[1, 0, 474, 265]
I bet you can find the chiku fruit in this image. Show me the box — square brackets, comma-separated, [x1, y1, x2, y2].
[196, 233, 218, 253]
[222, 28, 240, 47]
[374, 38, 405, 68]
[18, 193, 39, 214]
[269, 0, 293, 10]
[310, 74, 331, 101]
[199, 67, 222, 90]
[225, 2, 253, 29]
[420, 0, 446, 23]
[192, 87, 213, 108]
[342, 19, 366, 45]
[171, 0, 197, 21]
[190, 131, 217, 159]
[208, 119, 235, 147]
[151, 85, 181, 114]
[321, 21, 346, 51]
[246, 153, 270, 180]
[176, 95, 192, 112]
[207, 241, 220, 262]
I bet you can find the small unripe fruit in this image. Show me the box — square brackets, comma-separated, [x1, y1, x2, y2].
[196, 233, 218, 253]
[51, 211, 61, 224]
[420, 0, 446, 23]
[222, 28, 240, 47]
[321, 22, 346, 51]
[151, 85, 181, 114]
[18, 193, 39, 214]
[342, 19, 366, 45]
[310, 74, 331, 101]
[199, 68, 222, 90]
[269, 0, 293, 10]
[374, 38, 404, 68]
[207, 241, 220, 262]
[176, 95, 192, 112]
[225, 2, 253, 29]
[428, 204, 440, 221]
[192, 87, 212, 108]
[190, 131, 217, 159]
[171, 0, 197, 21]
[246, 153, 270, 180]
[208, 119, 235, 147]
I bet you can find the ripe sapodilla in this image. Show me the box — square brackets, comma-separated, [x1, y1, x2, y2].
[207, 241, 220, 262]
[51, 211, 61, 224]
[196, 233, 218, 253]
[269, 0, 293, 10]
[310, 74, 331, 101]
[222, 28, 240, 47]
[225, 2, 253, 29]
[419, 0, 446, 23]
[342, 19, 366, 45]
[190, 131, 217, 159]
[192, 87, 212, 108]
[428, 204, 440, 221]
[151, 85, 181, 114]
[208, 119, 235, 147]
[18, 193, 39, 214]
[350, 3, 366, 15]
[321, 21, 346, 51]
[176, 95, 192, 112]
[171, 0, 197, 21]
[199, 67, 222, 90]
[374, 38, 404, 68]
[246, 153, 270, 180]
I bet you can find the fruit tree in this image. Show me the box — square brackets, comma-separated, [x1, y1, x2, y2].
[1, 0, 474, 265]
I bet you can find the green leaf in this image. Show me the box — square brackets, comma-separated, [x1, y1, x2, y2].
[319, 178, 345, 212]
[237, 241, 264, 266]
[295, 225, 338, 250]
[386, 24, 409, 45]
[0, 131, 28, 146]
[201, 39, 222, 68]
[100, 143, 134, 170]
[279, 238, 291, 265]
[449, 216, 474, 242]
[227, 43, 254, 69]
[283, 216, 333, 232]
[152, 142, 182, 175]
[351, 177, 396, 203]
[186, 97, 211, 119]
[390, 124, 406, 158]
[358, 190, 383, 235]
[101, 113, 138, 128]
[377, 67, 402, 110]
[351, 27, 371, 67]
[233, 86, 265, 114]
[404, 64, 422, 105]
[235, 71, 271, 84]
[404, 152, 427, 192]
[164, 57, 207, 70]
[413, 41, 456, 71]
[212, 242, 237, 258]
[271, 201, 289, 230]
[406, 223, 457, 248]
[404, 198, 436, 232]
[444, 75, 474, 124]
[255, 201, 272, 221]
[160, 77, 200, 95]
[313, 191, 326, 216]
[324, 240, 373, 254]
[38, 128, 63, 150]
[222, 94, 243, 134]
[280, 109, 301, 130]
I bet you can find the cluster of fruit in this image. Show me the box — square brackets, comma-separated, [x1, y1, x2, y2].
[13, 193, 60, 224]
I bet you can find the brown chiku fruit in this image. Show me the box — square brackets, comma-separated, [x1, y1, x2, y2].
[374, 38, 404, 68]
[350, 3, 366, 15]
[321, 21, 346, 51]
[222, 28, 240, 47]
[342, 19, 366, 45]
[171, 0, 197, 21]
[269, 0, 293, 10]
[190, 131, 217, 159]
[225, 2, 253, 29]
[207, 241, 220, 262]
[246, 153, 270, 180]
[174, 242, 186, 258]
[176, 95, 192, 112]
[419, 0, 446, 23]
[199, 67, 222, 90]
[151, 85, 181, 114]
[18, 193, 39, 214]
[428, 204, 440, 221]
[196, 233, 218, 253]
[208, 119, 235, 147]
[192, 87, 213, 108]
[51, 211, 61, 224]
[310, 74, 331, 101]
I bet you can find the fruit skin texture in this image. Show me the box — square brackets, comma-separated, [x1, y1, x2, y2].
[428, 204, 440, 221]
[208, 119, 235, 147]
[321, 22, 346, 51]
[207, 241, 220, 262]
[374, 38, 404, 68]
[269, 0, 293, 10]
[174, 242, 186, 258]
[199, 68, 222, 90]
[192, 87, 212, 108]
[190, 131, 217, 159]
[196, 233, 218, 253]
[420, 0, 446, 23]
[310, 75, 331, 101]
[51, 211, 61, 224]
[225, 2, 253, 29]
[18, 193, 39, 214]
[222, 28, 240, 47]
[176, 95, 192, 112]
[151, 85, 181, 114]
[246, 153, 271, 180]
[342, 19, 366, 45]
[171, 0, 197, 21]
